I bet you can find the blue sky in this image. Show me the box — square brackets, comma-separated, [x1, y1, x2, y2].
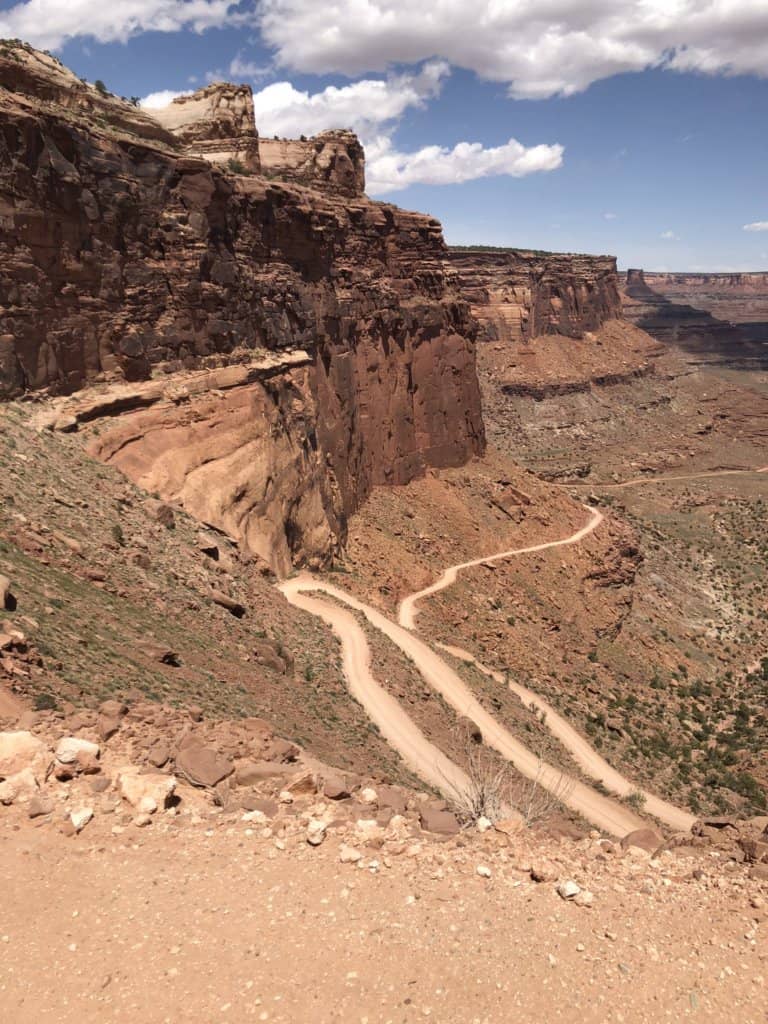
[2, 0, 767, 271]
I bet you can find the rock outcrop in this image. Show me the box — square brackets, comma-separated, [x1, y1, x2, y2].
[150, 83, 260, 171]
[447, 248, 622, 343]
[0, 43, 484, 572]
[259, 130, 365, 196]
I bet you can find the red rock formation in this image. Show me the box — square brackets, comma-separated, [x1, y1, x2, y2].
[447, 248, 622, 343]
[0, 43, 484, 571]
[259, 131, 365, 196]
[151, 83, 261, 171]
[621, 269, 768, 368]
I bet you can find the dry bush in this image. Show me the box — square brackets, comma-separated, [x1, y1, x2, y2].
[446, 719, 574, 827]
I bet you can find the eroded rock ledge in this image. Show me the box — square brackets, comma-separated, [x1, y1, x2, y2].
[0, 43, 484, 572]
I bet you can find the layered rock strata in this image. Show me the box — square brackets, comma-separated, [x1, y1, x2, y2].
[447, 248, 622, 343]
[621, 269, 768, 368]
[150, 83, 261, 171]
[0, 44, 484, 572]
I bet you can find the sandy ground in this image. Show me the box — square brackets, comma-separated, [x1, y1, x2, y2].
[0, 823, 764, 1024]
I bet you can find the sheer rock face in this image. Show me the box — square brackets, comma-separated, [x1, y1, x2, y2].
[446, 249, 622, 343]
[0, 44, 484, 571]
[150, 83, 261, 171]
[259, 131, 365, 196]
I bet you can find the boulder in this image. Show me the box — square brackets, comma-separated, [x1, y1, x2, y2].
[321, 772, 351, 800]
[175, 745, 233, 788]
[117, 767, 176, 812]
[146, 739, 170, 768]
[419, 806, 461, 836]
[55, 736, 100, 767]
[0, 574, 16, 611]
[0, 766, 39, 804]
[377, 785, 408, 815]
[207, 589, 245, 618]
[239, 794, 278, 816]
[0, 731, 47, 778]
[265, 738, 299, 763]
[234, 760, 297, 785]
[739, 837, 768, 864]
[620, 828, 664, 855]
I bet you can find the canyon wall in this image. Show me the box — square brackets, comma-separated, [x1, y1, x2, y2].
[0, 44, 484, 572]
[446, 248, 622, 344]
[639, 271, 768, 324]
[621, 269, 768, 368]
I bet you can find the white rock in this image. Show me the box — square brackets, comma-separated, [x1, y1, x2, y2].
[557, 880, 581, 900]
[339, 844, 362, 864]
[133, 813, 153, 828]
[137, 795, 158, 816]
[0, 767, 39, 805]
[476, 865, 492, 878]
[56, 737, 100, 765]
[278, 790, 294, 804]
[574, 889, 594, 907]
[476, 816, 493, 833]
[241, 810, 267, 824]
[70, 807, 93, 833]
[359, 787, 378, 805]
[306, 819, 327, 846]
[0, 731, 47, 778]
[117, 766, 175, 811]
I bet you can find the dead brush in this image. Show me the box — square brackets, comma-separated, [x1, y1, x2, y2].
[445, 718, 574, 828]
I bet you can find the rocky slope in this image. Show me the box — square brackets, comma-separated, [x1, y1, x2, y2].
[0, 43, 483, 572]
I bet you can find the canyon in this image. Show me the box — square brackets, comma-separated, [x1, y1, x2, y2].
[0, 45, 483, 574]
[1, 42, 768, 1024]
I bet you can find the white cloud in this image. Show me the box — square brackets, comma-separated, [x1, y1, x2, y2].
[252, 61, 449, 139]
[0, 0, 241, 51]
[743, 221, 768, 232]
[249, 62, 562, 194]
[258, 0, 768, 99]
[229, 53, 270, 80]
[141, 88, 187, 108]
[660, 230, 680, 240]
[365, 135, 563, 194]
[603, 212, 617, 220]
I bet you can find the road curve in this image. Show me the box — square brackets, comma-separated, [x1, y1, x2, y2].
[437, 643, 696, 833]
[398, 506, 604, 631]
[277, 582, 471, 801]
[280, 572, 651, 837]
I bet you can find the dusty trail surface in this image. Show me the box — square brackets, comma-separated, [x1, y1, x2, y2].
[2, 825, 763, 1024]
[572, 466, 768, 490]
[282, 507, 696, 836]
[397, 506, 604, 630]
[438, 643, 696, 832]
[277, 586, 471, 799]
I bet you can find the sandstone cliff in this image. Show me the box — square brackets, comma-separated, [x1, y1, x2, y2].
[151, 83, 261, 171]
[447, 248, 622, 343]
[621, 269, 768, 368]
[0, 43, 484, 573]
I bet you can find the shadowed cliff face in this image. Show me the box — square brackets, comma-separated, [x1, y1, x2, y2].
[0, 44, 484, 572]
[446, 249, 622, 343]
[621, 269, 768, 368]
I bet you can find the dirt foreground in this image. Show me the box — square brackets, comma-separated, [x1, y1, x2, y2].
[1, 819, 765, 1024]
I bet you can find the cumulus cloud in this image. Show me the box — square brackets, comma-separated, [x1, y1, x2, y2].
[249, 63, 562, 193]
[365, 136, 563, 195]
[258, 0, 768, 99]
[660, 230, 680, 240]
[141, 88, 187, 108]
[252, 61, 448, 139]
[0, 0, 240, 51]
[743, 221, 768, 232]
